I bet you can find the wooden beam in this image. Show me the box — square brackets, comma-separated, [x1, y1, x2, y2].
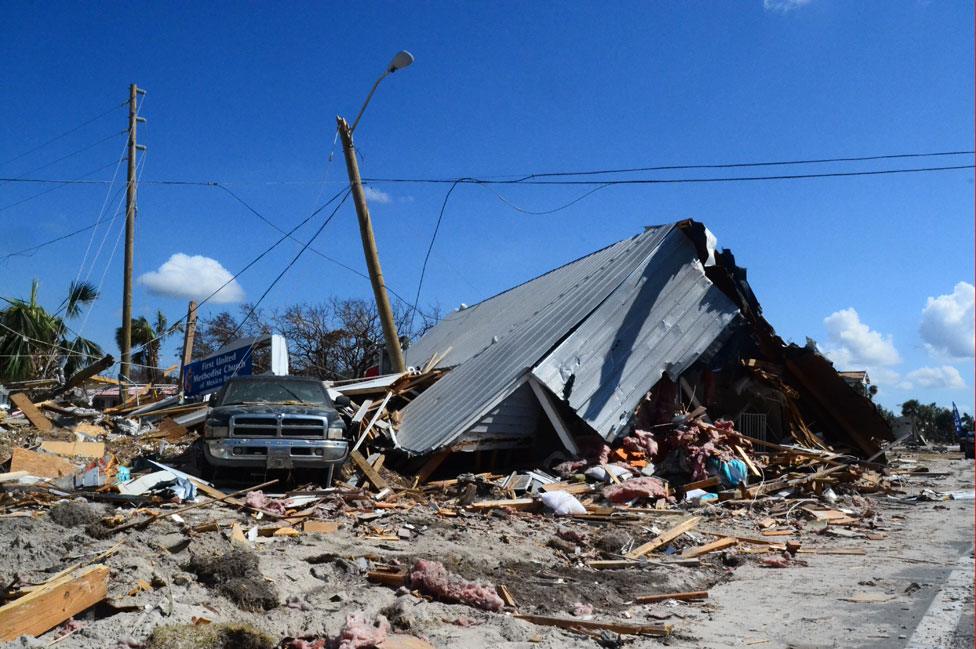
[37, 354, 115, 401]
[625, 516, 701, 559]
[9, 393, 53, 432]
[413, 448, 451, 486]
[350, 450, 389, 491]
[681, 536, 738, 558]
[528, 376, 579, 456]
[0, 564, 108, 641]
[636, 590, 709, 604]
[179, 300, 198, 389]
[514, 614, 671, 637]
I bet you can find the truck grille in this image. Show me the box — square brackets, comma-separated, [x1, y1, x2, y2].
[230, 414, 327, 438]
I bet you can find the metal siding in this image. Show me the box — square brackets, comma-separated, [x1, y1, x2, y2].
[397, 225, 676, 453]
[532, 231, 741, 440]
[404, 236, 646, 370]
[460, 382, 541, 440]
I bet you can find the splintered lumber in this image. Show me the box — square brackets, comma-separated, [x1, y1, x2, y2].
[681, 536, 738, 558]
[39, 440, 105, 459]
[636, 590, 709, 604]
[0, 471, 29, 483]
[413, 448, 451, 486]
[468, 498, 536, 511]
[514, 614, 671, 637]
[73, 422, 107, 438]
[735, 445, 761, 477]
[303, 520, 340, 534]
[188, 478, 283, 519]
[497, 584, 517, 607]
[9, 393, 53, 432]
[367, 569, 408, 587]
[681, 476, 720, 491]
[625, 516, 701, 559]
[38, 354, 114, 400]
[0, 564, 108, 641]
[541, 482, 593, 495]
[9, 447, 77, 478]
[111, 478, 278, 534]
[350, 450, 389, 491]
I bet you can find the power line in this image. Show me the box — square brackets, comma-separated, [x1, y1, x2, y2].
[231, 190, 352, 339]
[364, 163, 975, 186]
[504, 149, 976, 182]
[1, 130, 127, 185]
[0, 101, 125, 168]
[409, 179, 462, 331]
[122, 188, 353, 364]
[215, 182, 439, 319]
[0, 160, 121, 213]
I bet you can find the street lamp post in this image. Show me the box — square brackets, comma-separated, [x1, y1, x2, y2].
[337, 50, 414, 374]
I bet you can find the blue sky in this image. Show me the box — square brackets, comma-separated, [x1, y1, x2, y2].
[1, 1, 972, 413]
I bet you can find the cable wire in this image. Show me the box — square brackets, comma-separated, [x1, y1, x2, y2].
[0, 101, 125, 168]
[1, 130, 127, 185]
[0, 160, 121, 213]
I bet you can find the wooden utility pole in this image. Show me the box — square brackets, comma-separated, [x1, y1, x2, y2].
[179, 300, 198, 395]
[120, 83, 146, 399]
[337, 116, 406, 373]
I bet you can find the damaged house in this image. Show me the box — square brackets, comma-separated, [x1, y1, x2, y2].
[382, 220, 892, 464]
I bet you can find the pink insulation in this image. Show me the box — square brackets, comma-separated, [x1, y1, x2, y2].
[622, 429, 659, 457]
[572, 602, 594, 617]
[409, 560, 504, 612]
[245, 490, 287, 515]
[336, 613, 390, 649]
[602, 476, 669, 504]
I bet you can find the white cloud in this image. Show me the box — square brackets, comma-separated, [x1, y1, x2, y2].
[920, 282, 975, 359]
[822, 308, 901, 369]
[763, 0, 812, 12]
[363, 186, 392, 204]
[898, 366, 966, 390]
[139, 253, 244, 304]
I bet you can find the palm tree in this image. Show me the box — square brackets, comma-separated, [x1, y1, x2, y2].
[116, 310, 183, 383]
[0, 280, 102, 382]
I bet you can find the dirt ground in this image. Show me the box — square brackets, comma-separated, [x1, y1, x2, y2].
[0, 450, 972, 649]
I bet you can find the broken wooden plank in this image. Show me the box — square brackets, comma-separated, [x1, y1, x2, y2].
[540, 482, 593, 495]
[413, 448, 451, 486]
[37, 354, 114, 400]
[0, 564, 108, 641]
[681, 536, 738, 558]
[468, 498, 536, 511]
[73, 422, 107, 438]
[303, 520, 340, 534]
[497, 584, 517, 607]
[514, 614, 671, 637]
[0, 470, 28, 483]
[39, 440, 105, 459]
[735, 445, 761, 477]
[9, 447, 77, 478]
[367, 569, 408, 587]
[681, 476, 720, 491]
[350, 399, 373, 424]
[625, 516, 701, 559]
[350, 450, 389, 491]
[635, 590, 709, 604]
[528, 375, 580, 455]
[9, 393, 53, 432]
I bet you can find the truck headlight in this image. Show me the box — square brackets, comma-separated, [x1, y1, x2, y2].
[207, 424, 229, 437]
[327, 421, 345, 440]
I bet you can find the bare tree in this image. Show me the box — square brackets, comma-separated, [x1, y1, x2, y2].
[188, 298, 440, 381]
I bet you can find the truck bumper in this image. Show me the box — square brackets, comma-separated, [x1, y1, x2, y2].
[204, 437, 349, 470]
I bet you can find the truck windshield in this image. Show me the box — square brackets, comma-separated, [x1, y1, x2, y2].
[220, 380, 329, 406]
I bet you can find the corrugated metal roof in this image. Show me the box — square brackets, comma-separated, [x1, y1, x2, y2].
[532, 230, 740, 441]
[397, 224, 677, 453]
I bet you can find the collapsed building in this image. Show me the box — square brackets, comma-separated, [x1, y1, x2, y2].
[347, 220, 892, 467]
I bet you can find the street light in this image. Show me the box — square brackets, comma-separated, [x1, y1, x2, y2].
[350, 50, 415, 133]
[337, 51, 415, 374]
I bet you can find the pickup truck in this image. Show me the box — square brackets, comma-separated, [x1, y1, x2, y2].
[201, 375, 350, 485]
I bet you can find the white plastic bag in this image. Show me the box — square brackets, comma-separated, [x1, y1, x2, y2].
[539, 490, 587, 515]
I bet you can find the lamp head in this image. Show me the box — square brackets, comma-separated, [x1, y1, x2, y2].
[388, 50, 415, 73]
